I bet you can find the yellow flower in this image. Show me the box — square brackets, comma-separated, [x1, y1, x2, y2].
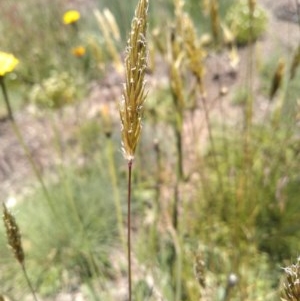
[0, 52, 19, 77]
[71, 46, 86, 57]
[63, 10, 80, 25]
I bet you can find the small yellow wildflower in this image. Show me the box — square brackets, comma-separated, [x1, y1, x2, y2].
[71, 46, 86, 57]
[63, 10, 80, 25]
[0, 52, 19, 77]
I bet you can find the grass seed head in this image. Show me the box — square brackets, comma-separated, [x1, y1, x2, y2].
[270, 58, 285, 100]
[248, 0, 256, 15]
[94, 9, 123, 72]
[282, 258, 300, 300]
[183, 14, 206, 94]
[119, 0, 149, 161]
[2, 203, 24, 265]
[210, 0, 220, 44]
[290, 45, 300, 80]
[103, 8, 121, 42]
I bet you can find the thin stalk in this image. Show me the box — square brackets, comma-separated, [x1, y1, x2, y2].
[21, 263, 39, 301]
[244, 0, 255, 170]
[214, 58, 230, 180]
[168, 214, 182, 301]
[172, 184, 180, 231]
[0, 77, 14, 120]
[169, 84, 184, 181]
[242, 0, 255, 214]
[106, 136, 126, 250]
[127, 159, 133, 301]
[175, 243, 182, 301]
[154, 138, 162, 209]
[0, 77, 55, 216]
[174, 126, 184, 181]
[50, 114, 100, 279]
[173, 184, 182, 301]
[51, 114, 83, 227]
[200, 94, 224, 197]
[146, 139, 161, 257]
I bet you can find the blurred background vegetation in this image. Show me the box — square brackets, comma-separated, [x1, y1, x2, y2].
[0, 0, 300, 300]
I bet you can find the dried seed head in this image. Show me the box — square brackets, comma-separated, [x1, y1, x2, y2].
[270, 58, 285, 100]
[210, 0, 220, 44]
[2, 203, 24, 265]
[281, 258, 300, 300]
[290, 45, 300, 80]
[94, 9, 123, 72]
[170, 55, 185, 112]
[183, 14, 206, 94]
[119, 0, 148, 161]
[248, 0, 256, 15]
[169, 22, 185, 111]
[221, 23, 235, 46]
[103, 8, 121, 41]
[202, 0, 210, 15]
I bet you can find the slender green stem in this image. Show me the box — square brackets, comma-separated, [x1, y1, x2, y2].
[175, 245, 182, 301]
[127, 159, 133, 301]
[11, 122, 55, 212]
[173, 185, 182, 301]
[154, 138, 161, 209]
[51, 116, 82, 226]
[50, 113, 100, 279]
[107, 137, 125, 249]
[240, 1, 255, 222]
[174, 127, 184, 181]
[200, 94, 224, 198]
[171, 91, 184, 181]
[21, 263, 39, 301]
[0, 77, 55, 216]
[0, 77, 14, 120]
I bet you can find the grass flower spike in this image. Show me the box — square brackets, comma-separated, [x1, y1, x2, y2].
[63, 10, 80, 25]
[2, 203, 24, 265]
[0, 51, 19, 77]
[119, 0, 148, 161]
[2, 203, 39, 301]
[282, 258, 300, 300]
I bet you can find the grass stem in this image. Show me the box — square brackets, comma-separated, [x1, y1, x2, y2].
[21, 263, 39, 301]
[107, 136, 125, 250]
[200, 94, 225, 200]
[127, 159, 133, 301]
[0, 77, 55, 216]
[0, 77, 14, 120]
